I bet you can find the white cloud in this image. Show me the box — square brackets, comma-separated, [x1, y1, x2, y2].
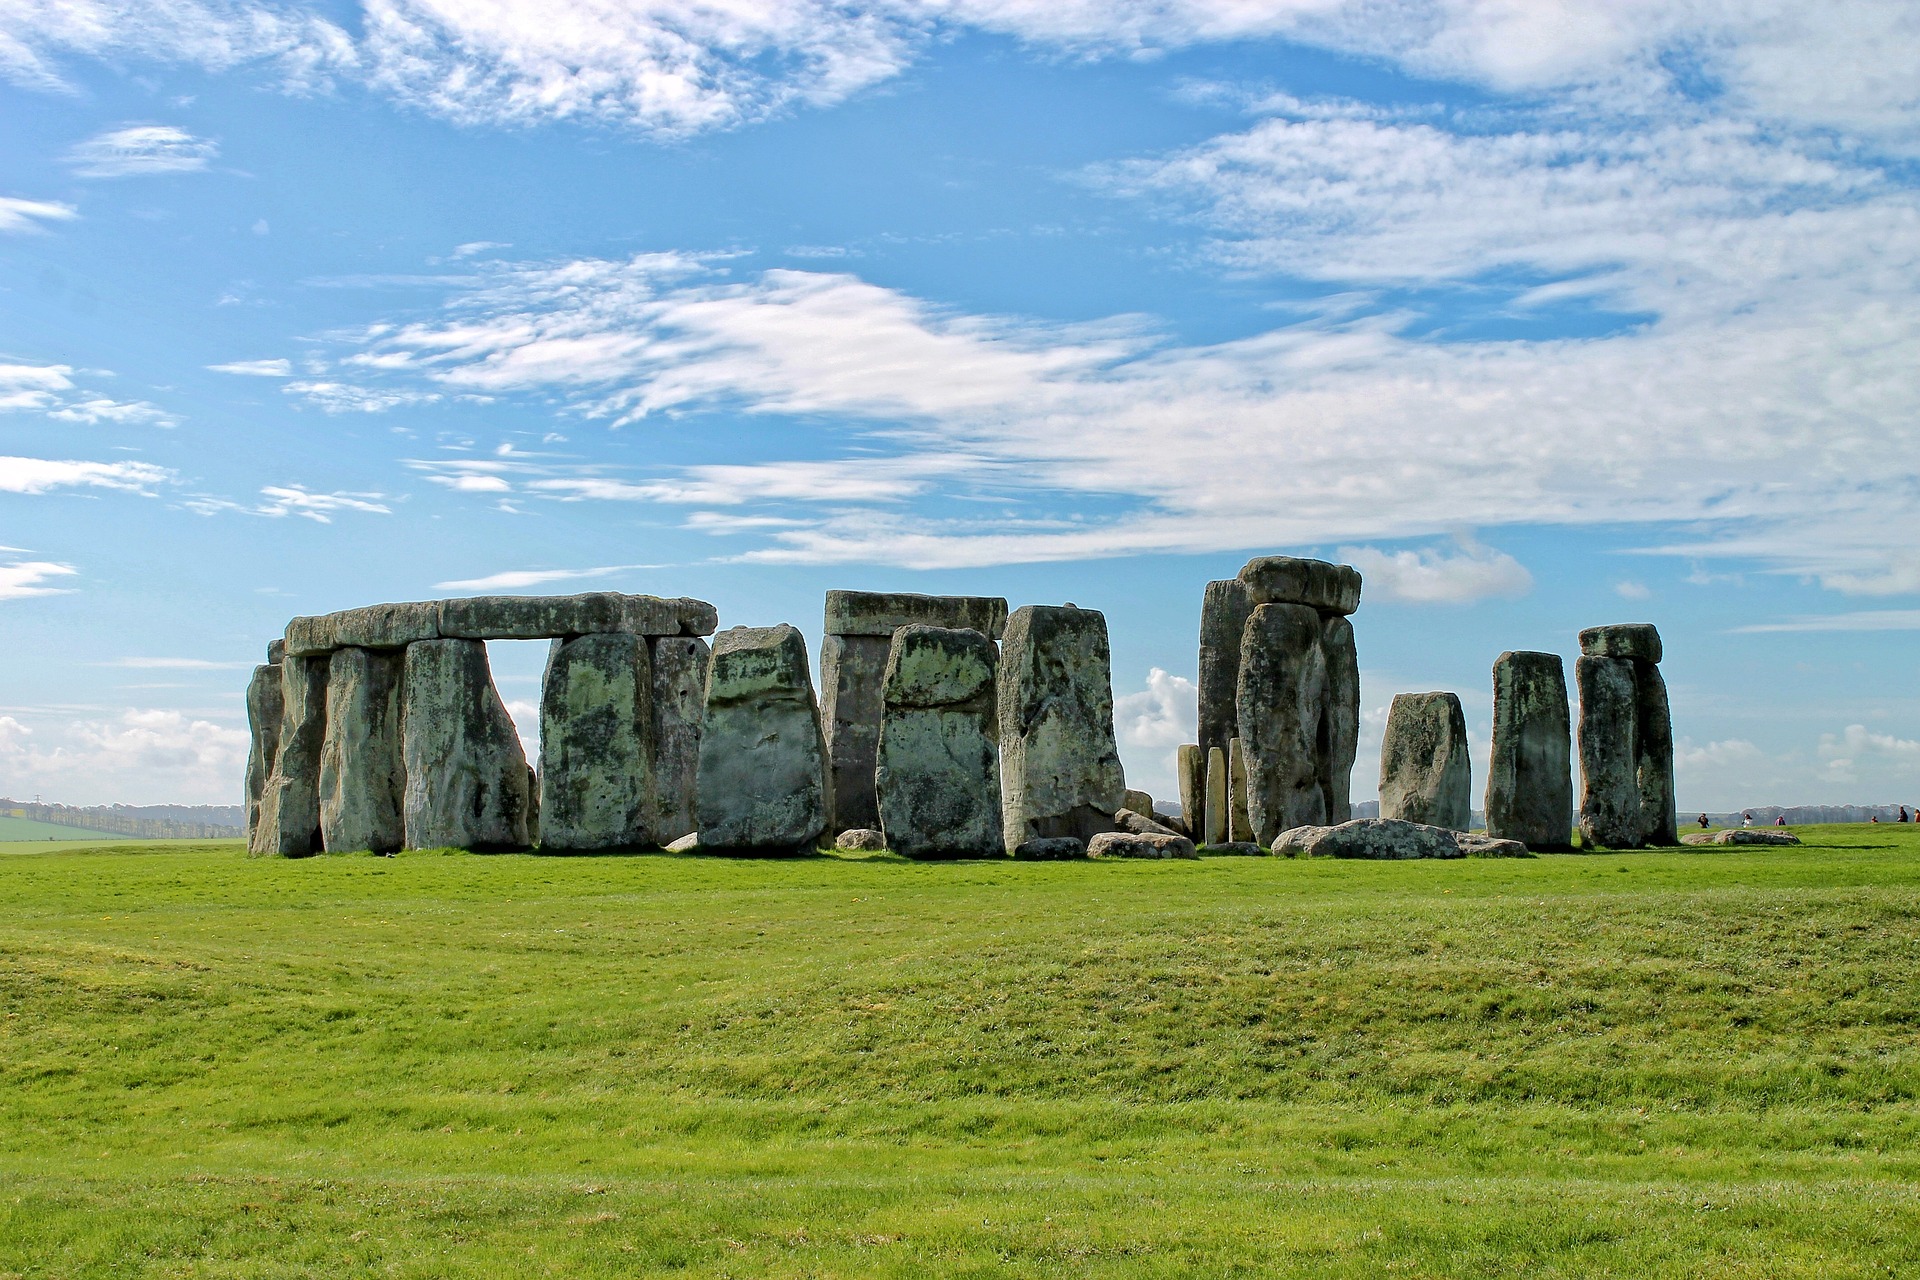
[1733, 611, 1920, 634]
[96, 657, 252, 670]
[1339, 539, 1533, 605]
[207, 358, 292, 377]
[432, 564, 654, 591]
[255, 485, 391, 522]
[1112, 667, 1198, 803]
[45, 397, 177, 426]
[0, 361, 74, 411]
[0, 195, 76, 233]
[286, 380, 442, 412]
[1816, 723, 1920, 787]
[0, 706, 249, 806]
[65, 124, 218, 178]
[449, 241, 509, 258]
[0, 559, 77, 600]
[0, 456, 172, 495]
[1614, 580, 1652, 600]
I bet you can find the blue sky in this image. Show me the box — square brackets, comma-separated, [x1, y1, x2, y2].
[3, 0, 1918, 810]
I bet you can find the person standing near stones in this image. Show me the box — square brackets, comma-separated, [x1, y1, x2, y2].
[1742, 811, 1753, 827]
[1698, 812, 1709, 829]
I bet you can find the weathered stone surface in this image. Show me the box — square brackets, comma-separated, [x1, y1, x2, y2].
[820, 633, 891, 834]
[266, 639, 285, 664]
[401, 639, 530, 850]
[250, 654, 328, 857]
[649, 636, 709, 845]
[671, 598, 720, 637]
[1680, 828, 1800, 846]
[1177, 744, 1205, 844]
[697, 624, 829, 853]
[1577, 655, 1642, 848]
[525, 764, 540, 847]
[1114, 808, 1182, 838]
[876, 626, 1002, 860]
[1203, 840, 1266, 856]
[1205, 746, 1229, 845]
[1229, 738, 1253, 842]
[1485, 651, 1573, 849]
[836, 827, 887, 851]
[1237, 604, 1328, 845]
[332, 601, 441, 650]
[1579, 623, 1662, 664]
[664, 832, 699, 853]
[1152, 809, 1190, 837]
[1088, 831, 1197, 859]
[1198, 578, 1255, 762]
[1238, 556, 1363, 616]
[997, 605, 1126, 850]
[1273, 819, 1529, 860]
[436, 592, 695, 641]
[1319, 614, 1359, 824]
[1122, 789, 1155, 819]
[283, 615, 335, 658]
[244, 663, 283, 843]
[1635, 662, 1678, 846]
[824, 590, 1008, 640]
[540, 633, 653, 850]
[1379, 691, 1472, 831]
[1013, 835, 1085, 860]
[317, 647, 405, 853]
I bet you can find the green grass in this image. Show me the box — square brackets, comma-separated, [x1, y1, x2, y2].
[0, 815, 134, 843]
[3, 826, 1918, 1277]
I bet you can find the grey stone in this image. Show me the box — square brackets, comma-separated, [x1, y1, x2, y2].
[671, 598, 720, 637]
[1088, 831, 1197, 859]
[1236, 604, 1328, 845]
[436, 592, 694, 641]
[696, 624, 829, 853]
[1203, 840, 1267, 856]
[250, 654, 328, 857]
[1012, 835, 1085, 860]
[875, 626, 1002, 860]
[1577, 655, 1643, 848]
[823, 590, 1008, 639]
[317, 647, 405, 853]
[285, 601, 442, 657]
[820, 633, 891, 834]
[1152, 809, 1190, 837]
[1680, 828, 1800, 846]
[1114, 808, 1182, 838]
[1636, 662, 1678, 846]
[401, 639, 531, 851]
[1176, 744, 1206, 845]
[266, 639, 285, 664]
[1579, 623, 1662, 664]
[1197, 578, 1254, 763]
[1485, 651, 1573, 849]
[1229, 738, 1253, 842]
[243, 663, 283, 844]
[1378, 691, 1472, 831]
[1205, 746, 1229, 846]
[1238, 556, 1362, 616]
[997, 605, 1126, 850]
[664, 832, 699, 853]
[540, 632, 654, 850]
[1121, 789, 1155, 819]
[525, 764, 540, 847]
[649, 636, 709, 846]
[1319, 614, 1360, 824]
[1273, 818, 1528, 859]
[835, 827, 888, 851]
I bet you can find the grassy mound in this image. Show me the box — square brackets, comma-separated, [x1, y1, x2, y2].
[3, 827, 1918, 1276]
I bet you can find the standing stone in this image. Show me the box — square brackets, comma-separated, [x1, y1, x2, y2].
[1485, 651, 1572, 849]
[1228, 737, 1254, 843]
[875, 625, 1002, 859]
[526, 764, 541, 847]
[1236, 604, 1328, 845]
[1576, 655, 1640, 848]
[1205, 746, 1229, 846]
[402, 639, 530, 851]
[997, 605, 1126, 850]
[318, 646, 406, 853]
[1319, 614, 1360, 824]
[250, 654, 328, 857]
[1198, 579, 1255, 764]
[243, 662, 283, 843]
[1378, 691, 1471, 831]
[540, 633, 654, 851]
[1635, 662, 1678, 846]
[1176, 744, 1206, 842]
[697, 624, 829, 853]
[650, 635, 709, 845]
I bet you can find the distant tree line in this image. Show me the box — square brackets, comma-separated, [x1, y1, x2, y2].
[1, 799, 244, 840]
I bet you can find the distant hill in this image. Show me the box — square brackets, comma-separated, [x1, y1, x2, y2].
[0, 800, 244, 840]
[1697, 804, 1915, 826]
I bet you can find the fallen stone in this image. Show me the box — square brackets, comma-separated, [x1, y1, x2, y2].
[1197, 578, 1255, 761]
[1319, 613, 1360, 824]
[1378, 691, 1472, 831]
[835, 827, 888, 851]
[876, 625, 1002, 860]
[540, 633, 654, 850]
[1176, 744, 1206, 843]
[1088, 831, 1197, 859]
[997, 605, 1126, 850]
[251, 654, 329, 857]
[1121, 789, 1155, 820]
[1205, 745, 1229, 846]
[1236, 604, 1328, 844]
[650, 635, 709, 846]
[244, 662, 283, 843]
[1202, 840, 1266, 856]
[401, 639, 531, 850]
[1579, 623, 1663, 664]
[823, 590, 1008, 639]
[1680, 828, 1801, 846]
[436, 592, 697, 641]
[1577, 654, 1642, 848]
[1114, 808, 1182, 838]
[665, 832, 699, 853]
[697, 624, 830, 853]
[318, 646, 406, 853]
[1152, 810, 1190, 837]
[1273, 818, 1529, 860]
[1485, 651, 1573, 849]
[1012, 835, 1085, 860]
[1238, 556, 1362, 616]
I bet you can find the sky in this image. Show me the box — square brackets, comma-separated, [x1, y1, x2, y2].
[2, 0, 1918, 811]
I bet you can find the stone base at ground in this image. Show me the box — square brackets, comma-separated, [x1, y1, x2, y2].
[835, 828, 888, 851]
[1273, 818, 1530, 859]
[1201, 841, 1266, 856]
[1013, 836, 1086, 860]
[1088, 831, 1198, 859]
[1681, 829, 1802, 846]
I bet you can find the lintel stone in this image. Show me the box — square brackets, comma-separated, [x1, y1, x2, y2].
[1238, 556, 1362, 615]
[824, 590, 1008, 639]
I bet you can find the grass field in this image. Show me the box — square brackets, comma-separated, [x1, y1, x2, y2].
[0, 815, 133, 843]
[3, 827, 1918, 1277]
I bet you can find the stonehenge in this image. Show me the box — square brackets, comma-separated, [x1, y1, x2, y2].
[318, 646, 405, 855]
[539, 633, 653, 851]
[1378, 691, 1471, 831]
[997, 605, 1127, 852]
[1577, 624, 1677, 848]
[874, 625, 1002, 859]
[696, 624, 829, 854]
[402, 639, 531, 851]
[1485, 652, 1573, 848]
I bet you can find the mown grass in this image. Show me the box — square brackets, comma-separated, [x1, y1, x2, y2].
[3, 826, 1918, 1277]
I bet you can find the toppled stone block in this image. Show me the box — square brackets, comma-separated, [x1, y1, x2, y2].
[1202, 840, 1266, 856]
[650, 636, 709, 846]
[835, 828, 887, 851]
[1152, 809, 1190, 838]
[244, 662, 283, 843]
[1237, 605, 1328, 844]
[1680, 828, 1801, 846]
[1485, 651, 1573, 849]
[318, 646, 406, 853]
[875, 625, 1002, 859]
[1114, 808, 1183, 839]
[1379, 691, 1472, 831]
[824, 590, 1008, 639]
[1013, 835, 1085, 860]
[250, 654, 328, 857]
[1122, 788, 1155, 820]
[997, 605, 1126, 850]
[540, 633, 654, 850]
[1239, 556, 1362, 616]
[697, 624, 829, 853]
[401, 639, 530, 850]
[1088, 831, 1197, 859]
[1273, 818, 1529, 859]
[1579, 623, 1662, 664]
[664, 832, 700, 853]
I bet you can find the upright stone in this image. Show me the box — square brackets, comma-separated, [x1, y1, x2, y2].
[318, 646, 406, 853]
[402, 639, 530, 850]
[997, 605, 1126, 850]
[1205, 746, 1229, 846]
[1485, 651, 1572, 848]
[697, 624, 829, 853]
[1198, 579, 1255, 762]
[1228, 737, 1253, 843]
[243, 662, 284, 843]
[250, 653, 328, 857]
[1635, 662, 1678, 846]
[650, 635, 709, 845]
[1378, 691, 1471, 831]
[540, 633, 653, 850]
[875, 625, 1002, 859]
[1319, 614, 1360, 824]
[1176, 744, 1205, 841]
[1236, 603, 1328, 845]
[1576, 655, 1640, 848]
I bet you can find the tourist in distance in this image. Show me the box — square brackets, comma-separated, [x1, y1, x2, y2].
[1775, 815, 1787, 826]
[1698, 812, 1710, 828]
[1742, 812, 1753, 827]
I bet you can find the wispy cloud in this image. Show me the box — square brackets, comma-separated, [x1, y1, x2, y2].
[0, 560, 77, 600]
[0, 456, 172, 495]
[286, 380, 442, 413]
[0, 195, 77, 233]
[256, 485, 391, 522]
[95, 657, 252, 670]
[207, 358, 292, 377]
[1733, 611, 1920, 633]
[432, 564, 658, 592]
[66, 124, 218, 178]
[1339, 540, 1534, 605]
[46, 397, 177, 427]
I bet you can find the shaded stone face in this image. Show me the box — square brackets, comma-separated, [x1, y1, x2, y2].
[1378, 691, 1472, 832]
[697, 624, 829, 853]
[1197, 579, 1254, 764]
[1012, 835, 1085, 860]
[244, 662, 283, 843]
[1236, 603, 1329, 845]
[649, 635, 709, 846]
[401, 639, 530, 851]
[1576, 654, 1641, 848]
[1485, 651, 1572, 849]
[1238, 556, 1362, 616]
[250, 654, 328, 857]
[824, 591, 1008, 639]
[1176, 745, 1205, 843]
[539, 633, 654, 851]
[996, 605, 1126, 850]
[438, 592, 697, 642]
[318, 646, 406, 854]
[1579, 623, 1662, 664]
[876, 626, 1002, 860]
[1319, 614, 1360, 825]
[1634, 662, 1678, 846]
